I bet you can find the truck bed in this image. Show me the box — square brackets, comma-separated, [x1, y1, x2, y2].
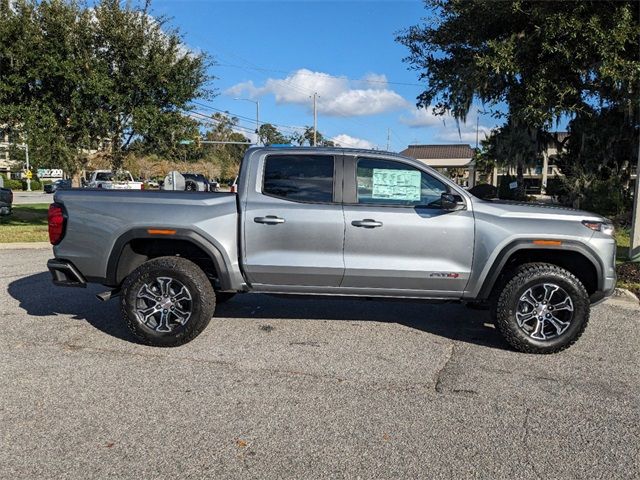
[53, 189, 241, 286]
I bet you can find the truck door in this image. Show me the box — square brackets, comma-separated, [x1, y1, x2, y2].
[341, 156, 474, 297]
[242, 153, 345, 287]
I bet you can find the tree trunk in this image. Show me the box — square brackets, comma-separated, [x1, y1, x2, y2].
[516, 161, 525, 199]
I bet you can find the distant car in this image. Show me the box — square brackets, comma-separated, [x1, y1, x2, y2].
[209, 179, 221, 192]
[0, 181, 12, 216]
[86, 170, 143, 190]
[183, 173, 212, 192]
[44, 179, 72, 194]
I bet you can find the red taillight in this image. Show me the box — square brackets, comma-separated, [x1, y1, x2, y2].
[48, 203, 65, 245]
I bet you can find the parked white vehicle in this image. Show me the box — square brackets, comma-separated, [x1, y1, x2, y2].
[86, 170, 143, 190]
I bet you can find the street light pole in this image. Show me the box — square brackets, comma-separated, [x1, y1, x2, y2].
[233, 98, 260, 145]
[312, 92, 318, 147]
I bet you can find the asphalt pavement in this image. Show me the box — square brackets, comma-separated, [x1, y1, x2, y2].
[1, 247, 638, 479]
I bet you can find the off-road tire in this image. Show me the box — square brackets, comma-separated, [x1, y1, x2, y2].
[121, 256, 216, 347]
[493, 263, 590, 354]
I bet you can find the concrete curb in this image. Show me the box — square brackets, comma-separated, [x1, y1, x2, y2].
[606, 288, 640, 309]
[0, 242, 51, 250]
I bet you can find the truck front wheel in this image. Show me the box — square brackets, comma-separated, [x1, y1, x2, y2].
[121, 256, 216, 347]
[494, 263, 590, 354]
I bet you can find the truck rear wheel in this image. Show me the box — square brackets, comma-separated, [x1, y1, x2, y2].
[121, 256, 216, 347]
[493, 263, 590, 354]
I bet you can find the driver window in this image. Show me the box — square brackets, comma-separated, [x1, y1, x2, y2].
[356, 157, 448, 207]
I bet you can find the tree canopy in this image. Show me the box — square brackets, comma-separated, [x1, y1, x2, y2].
[397, 0, 640, 127]
[0, 0, 212, 172]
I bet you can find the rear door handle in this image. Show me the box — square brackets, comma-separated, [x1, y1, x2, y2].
[254, 215, 285, 225]
[351, 219, 383, 228]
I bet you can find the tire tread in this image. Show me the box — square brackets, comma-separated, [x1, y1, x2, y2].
[494, 262, 590, 354]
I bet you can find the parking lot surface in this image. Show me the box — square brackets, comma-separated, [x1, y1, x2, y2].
[1, 247, 638, 479]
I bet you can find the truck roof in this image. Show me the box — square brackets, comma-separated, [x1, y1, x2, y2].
[246, 145, 411, 160]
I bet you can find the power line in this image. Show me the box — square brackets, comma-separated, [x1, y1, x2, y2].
[190, 101, 305, 134]
[214, 63, 426, 88]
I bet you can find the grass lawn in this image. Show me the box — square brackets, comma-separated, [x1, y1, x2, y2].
[0, 203, 49, 243]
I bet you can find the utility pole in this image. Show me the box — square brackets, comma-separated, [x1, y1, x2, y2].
[312, 93, 318, 147]
[233, 97, 260, 145]
[386, 128, 391, 151]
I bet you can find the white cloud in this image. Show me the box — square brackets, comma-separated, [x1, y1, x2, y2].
[331, 134, 375, 149]
[400, 108, 454, 127]
[436, 125, 492, 144]
[400, 107, 493, 145]
[225, 69, 408, 117]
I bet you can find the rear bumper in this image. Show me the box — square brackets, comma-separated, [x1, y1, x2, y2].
[47, 259, 87, 288]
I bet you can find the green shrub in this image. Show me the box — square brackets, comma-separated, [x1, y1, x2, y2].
[498, 175, 520, 200]
[545, 178, 565, 197]
[582, 178, 631, 217]
[21, 179, 43, 190]
[0, 174, 23, 190]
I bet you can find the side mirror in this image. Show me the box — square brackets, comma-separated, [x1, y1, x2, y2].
[441, 192, 465, 211]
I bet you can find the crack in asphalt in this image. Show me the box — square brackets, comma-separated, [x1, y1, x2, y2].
[6, 338, 439, 393]
[434, 342, 456, 394]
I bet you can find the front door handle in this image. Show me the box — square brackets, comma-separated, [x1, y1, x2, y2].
[351, 219, 383, 228]
[254, 215, 285, 225]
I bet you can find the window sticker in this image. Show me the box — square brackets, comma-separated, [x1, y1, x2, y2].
[371, 168, 421, 201]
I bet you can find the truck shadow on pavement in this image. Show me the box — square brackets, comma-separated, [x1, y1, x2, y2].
[216, 293, 508, 350]
[9, 273, 507, 350]
[8, 272, 138, 343]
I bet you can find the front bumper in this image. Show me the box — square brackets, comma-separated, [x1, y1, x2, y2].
[590, 276, 616, 306]
[47, 259, 86, 287]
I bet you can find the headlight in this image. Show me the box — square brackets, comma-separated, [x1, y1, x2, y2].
[582, 220, 615, 236]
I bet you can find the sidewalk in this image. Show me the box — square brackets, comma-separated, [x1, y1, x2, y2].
[11, 191, 52, 205]
[0, 242, 51, 250]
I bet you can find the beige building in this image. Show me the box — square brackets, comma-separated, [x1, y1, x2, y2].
[0, 126, 14, 177]
[400, 144, 476, 187]
[401, 134, 567, 194]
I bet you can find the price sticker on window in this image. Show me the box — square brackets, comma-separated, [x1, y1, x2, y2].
[371, 168, 421, 201]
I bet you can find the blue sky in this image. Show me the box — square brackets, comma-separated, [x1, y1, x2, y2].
[153, 0, 501, 151]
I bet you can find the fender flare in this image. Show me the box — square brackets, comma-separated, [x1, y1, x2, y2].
[105, 228, 232, 290]
[476, 239, 604, 300]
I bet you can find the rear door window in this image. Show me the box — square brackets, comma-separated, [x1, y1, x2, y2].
[263, 155, 335, 203]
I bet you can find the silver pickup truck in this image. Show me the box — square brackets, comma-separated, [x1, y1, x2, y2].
[47, 147, 617, 353]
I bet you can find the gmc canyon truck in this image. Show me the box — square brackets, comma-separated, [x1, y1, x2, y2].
[47, 147, 617, 353]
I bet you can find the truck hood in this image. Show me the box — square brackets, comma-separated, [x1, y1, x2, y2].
[473, 198, 606, 222]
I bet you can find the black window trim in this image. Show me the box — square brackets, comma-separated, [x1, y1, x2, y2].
[260, 153, 342, 205]
[342, 155, 454, 209]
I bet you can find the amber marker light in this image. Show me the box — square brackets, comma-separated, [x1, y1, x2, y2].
[147, 229, 176, 235]
[532, 240, 562, 246]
